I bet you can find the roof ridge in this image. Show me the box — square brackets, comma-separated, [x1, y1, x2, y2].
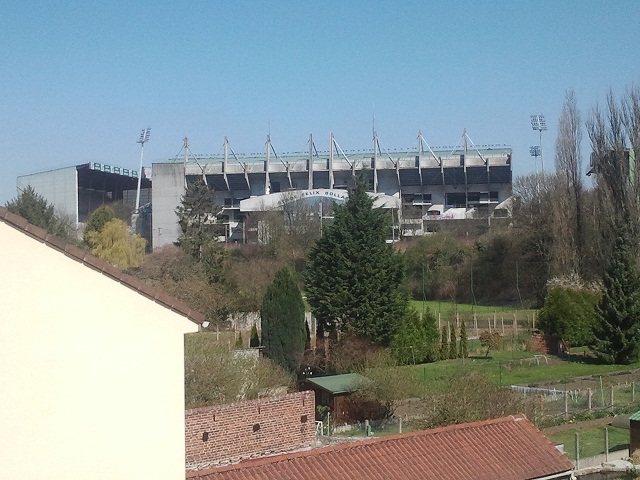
[0, 205, 205, 325]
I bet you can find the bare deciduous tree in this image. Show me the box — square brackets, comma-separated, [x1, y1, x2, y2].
[587, 86, 640, 259]
[553, 89, 585, 276]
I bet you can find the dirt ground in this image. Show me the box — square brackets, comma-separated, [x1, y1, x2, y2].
[529, 368, 640, 392]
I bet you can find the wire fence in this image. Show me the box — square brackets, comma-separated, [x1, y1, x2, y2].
[517, 377, 640, 428]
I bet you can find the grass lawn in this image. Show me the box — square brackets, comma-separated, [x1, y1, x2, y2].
[333, 419, 423, 438]
[410, 300, 536, 318]
[404, 349, 640, 394]
[546, 425, 629, 460]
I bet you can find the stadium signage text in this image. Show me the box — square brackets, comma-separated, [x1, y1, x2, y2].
[300, 189, 348, 201]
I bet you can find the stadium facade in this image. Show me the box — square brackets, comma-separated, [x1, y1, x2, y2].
[14, 131, 512, 250]
[16, 162, 152, 234]
[152, 131, 513, 249]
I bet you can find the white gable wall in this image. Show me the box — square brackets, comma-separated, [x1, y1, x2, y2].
[0, 222, 198, 479]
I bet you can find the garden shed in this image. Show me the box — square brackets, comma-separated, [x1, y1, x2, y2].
[303, 373, 369, 423]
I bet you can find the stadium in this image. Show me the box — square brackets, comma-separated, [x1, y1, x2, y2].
[151, 130, 513, 249]
[15, 130, 513, 250]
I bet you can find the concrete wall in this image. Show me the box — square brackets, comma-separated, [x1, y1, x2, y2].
[152, 162, 185, 249]
[185, 391, 316, 471]
[0, 222, 198, 479]
[17, 166, 78, 224]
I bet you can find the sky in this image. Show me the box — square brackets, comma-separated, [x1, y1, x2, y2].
[1, 1, 640, 204]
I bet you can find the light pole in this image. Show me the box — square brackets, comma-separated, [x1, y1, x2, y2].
[530, 114, 547, 173]
[132, 127, 150, 231]
[529, 146, 541, 174]
[135, 127, 151, 213]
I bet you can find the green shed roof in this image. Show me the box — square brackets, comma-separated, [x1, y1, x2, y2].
[305, 373, 369, 394]
[629, 411, 640, 421]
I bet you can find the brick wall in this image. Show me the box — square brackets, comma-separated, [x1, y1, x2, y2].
[185, 391, 316, 471]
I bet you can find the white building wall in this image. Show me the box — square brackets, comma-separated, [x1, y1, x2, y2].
[0, 222, 198, 479]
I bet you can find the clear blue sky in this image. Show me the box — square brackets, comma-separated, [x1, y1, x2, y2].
[1, 1, 639, 204]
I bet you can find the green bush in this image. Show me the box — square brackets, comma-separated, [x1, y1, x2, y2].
[538, 285, 599, 347]
[391, 308, 439, 365]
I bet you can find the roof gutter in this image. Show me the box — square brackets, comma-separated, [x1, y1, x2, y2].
[534, 470, 575, 480]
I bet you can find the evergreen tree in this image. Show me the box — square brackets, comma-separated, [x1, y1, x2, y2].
[592, 223, 640, 364]
[459, 320, 468, 358]
[439, 325, 448, 360]
[261, 268, 307, 372]
[305, 176, 408, 345]
[449, 323, 458, 359]
[249, 324, 260, 348]
[84, 205, 116, 246]
[175, 178, 221, 260]
[6, 186, 75, 241]
[234, 332, 244, 349]
[391, 308, 439, 365]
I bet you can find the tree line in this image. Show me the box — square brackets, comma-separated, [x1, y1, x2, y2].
[7, 85, 640, 369]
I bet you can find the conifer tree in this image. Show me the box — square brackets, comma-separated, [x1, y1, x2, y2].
[261, 268, 307, 372]
[175, 178, 221, 260]
[459, 320, 468, 358]
[249, 324, 260, 348]
[234, 332, 244, 349]
[449, 323, 458, 359]
[439, 325, 448, 360]
[6, 186, 75, 240]
[391, 308, 439, 365]
[84, 205, 116, 246]
[593, 222, 640, 364]
[305, 176, 407, 345]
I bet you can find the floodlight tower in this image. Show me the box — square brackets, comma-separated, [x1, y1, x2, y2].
[135, 127, 151, 214]
[529, 146, 541, 174]
[530, 114, 547, 172]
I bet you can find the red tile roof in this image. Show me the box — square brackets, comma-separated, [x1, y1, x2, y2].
[187, 414, 573, 480]
[0, 206, 205, 325]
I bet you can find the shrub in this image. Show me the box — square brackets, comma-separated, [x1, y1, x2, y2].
[538, 284, 599, 347]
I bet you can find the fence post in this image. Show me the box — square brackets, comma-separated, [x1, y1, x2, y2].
[564, 391, 569, 420]
[398, 416, 402, 434]
[474, 313, 478, 338]
[575, 432, 580, 469]
[588, 388, 592, 413]
[610, 386, 614, 411]
[501, 316, 505, 335]
[605, 427, 609, 462]
[633, 382, 636, 403]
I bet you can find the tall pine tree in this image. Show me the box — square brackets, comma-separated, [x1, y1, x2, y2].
[448, 323, 458, 359]
[439, 325, 448, 360]
[593, 222, 640, 364]
[459, 320, 468, 358]
[6, 186, 75, 241]
[175, 178, 221, 260]
[261, 268, 307, 372]
[305, 176, 407, 345]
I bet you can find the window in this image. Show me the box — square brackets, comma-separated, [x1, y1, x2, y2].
[446, 192, 466, 207]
